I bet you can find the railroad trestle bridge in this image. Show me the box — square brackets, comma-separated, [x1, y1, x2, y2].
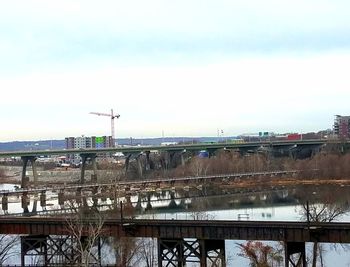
[0, 217, 349, 266]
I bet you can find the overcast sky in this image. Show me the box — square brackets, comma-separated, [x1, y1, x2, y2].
[1, 0, 350, 141]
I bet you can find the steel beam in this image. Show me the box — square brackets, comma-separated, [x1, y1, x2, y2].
[158, 238, 225, 267]
[284, 242, 306, 267]
[20, 235, 101, 266]
[1, 218, 350, 244]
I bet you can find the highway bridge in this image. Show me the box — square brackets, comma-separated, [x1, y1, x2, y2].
[0, 139, 328, 188]
[0, 139, 329, 158]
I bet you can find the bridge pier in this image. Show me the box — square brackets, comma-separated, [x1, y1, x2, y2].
[124, 153, 132, 176]
[80, 153, 97, 184]
[145, 150, 151, 170]
[160, 151, 170, 170]
[181, 152, 186, 166]
[21, 156, 38, 188]
[20, 235, 101, 266]
[284, 242, 306, 267]
[158, 239, 185, 267]
[1, 194, 8, 213]
[136, 153, 144, 178]
[157, 238, 225, 267]
[21, 235, 48, 266]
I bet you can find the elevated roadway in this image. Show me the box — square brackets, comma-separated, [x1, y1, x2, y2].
[0, 139, 332, 189]
[0, 139, 328, 158]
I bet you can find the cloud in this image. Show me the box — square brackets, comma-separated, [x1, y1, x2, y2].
[1, 0, 350, 141]
[1, 0, 350, 74]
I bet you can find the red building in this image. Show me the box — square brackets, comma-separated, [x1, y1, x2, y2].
[334, 115, 350, 139]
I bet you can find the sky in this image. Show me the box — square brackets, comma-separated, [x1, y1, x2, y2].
[1, 0, 350, 142]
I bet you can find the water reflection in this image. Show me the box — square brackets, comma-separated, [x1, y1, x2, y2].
[1, 183, 350, 222]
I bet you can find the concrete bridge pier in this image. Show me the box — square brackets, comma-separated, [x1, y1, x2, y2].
[1, 194, 8, 213]
[136, 153, 144, 178]
[160, 151, 170, 170]
[124, 153, 132, 175]
[284, 242, 306, 267]
[169, 151, 180, 168]
[145, 150, 151, 170]
[21, 156, 38, 188]
[180, 149, 190, 166]
[80, 153, 97, 184]
[181, 152, 186, 166]
[207, 149, 217, 158]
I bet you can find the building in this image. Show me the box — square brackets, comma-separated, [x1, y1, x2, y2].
[65, 135, 113, 162]
[333, 115, 350, 139]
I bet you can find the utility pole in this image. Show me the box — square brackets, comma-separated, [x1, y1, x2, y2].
[89, 109, 120, 147]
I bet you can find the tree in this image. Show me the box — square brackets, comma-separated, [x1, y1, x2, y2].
[237, 241, 283, 267]
[0, 235, 19, 265]
[190, 157, 210, 176]
[112, 237, 142, 267]
[300, 201, 347, 267]
[65, 200, 105, 267]
[138, 238, 157, 267]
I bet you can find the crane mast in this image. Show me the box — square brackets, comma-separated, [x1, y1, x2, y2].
[89, 109, 120, 147]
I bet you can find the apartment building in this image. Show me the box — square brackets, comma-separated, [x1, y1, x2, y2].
[334, 115, 350, 139]
[65, 135, 113, 162]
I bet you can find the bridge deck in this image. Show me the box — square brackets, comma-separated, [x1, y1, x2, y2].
[1, 217, 349, 243]
[0, 139, 328, 158]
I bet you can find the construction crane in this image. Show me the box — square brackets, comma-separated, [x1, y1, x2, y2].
[89, 109, 120, 147]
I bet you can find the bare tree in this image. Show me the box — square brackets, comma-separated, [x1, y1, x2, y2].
[65, 200, 105, 267]
[0, 235, 19, 265]
[138, 238, 157, 267]
[112, 237, 142, 267]
[300, 201, 347, 267]
[190, 157, 210, 176]
[189, 199, 215, 220]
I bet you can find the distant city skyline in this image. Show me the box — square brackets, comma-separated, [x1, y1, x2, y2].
[1, 1, 350, 142]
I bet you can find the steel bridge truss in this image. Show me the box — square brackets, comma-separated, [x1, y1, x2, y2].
[158, 238, 225, 267]
[21, 235, 101, 266]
